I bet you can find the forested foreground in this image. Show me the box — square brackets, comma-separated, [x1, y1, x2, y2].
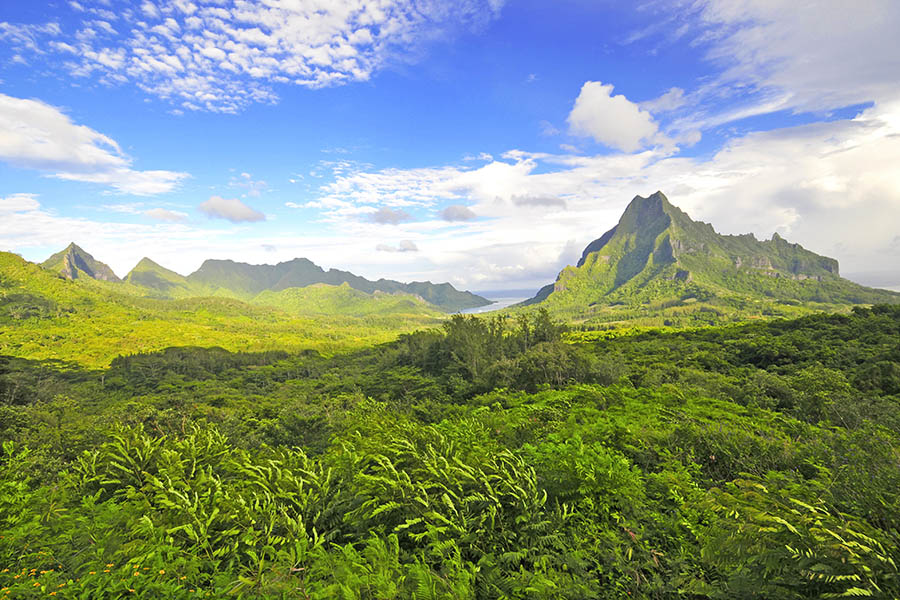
[2, 307, 900, 598]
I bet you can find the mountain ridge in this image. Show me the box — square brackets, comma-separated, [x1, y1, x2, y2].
[38, 247, 490, 312]
[523, 191, 899, 312]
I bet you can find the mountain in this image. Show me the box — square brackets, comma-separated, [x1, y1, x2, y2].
[34, 245, 489, 313]
[124, 257, 201, 296]
[1, 251, 442, 367]
[41, 243, 121, 282]
[524, 191, 900, 313]
[253, 282, 444, 317]
[183, 257, 490, 312]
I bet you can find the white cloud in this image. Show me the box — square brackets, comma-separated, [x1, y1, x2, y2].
[0, 93, 188, 195]
[697, 0, 900, 113]
[512, 195, 566, 209]
[0, 194, 228, 277]
[229, 172, 268, 197]
[2, 0, 507, 112]
[198, 195, 264, 222]
[630, 0, 900, 139]
[0, 193, 41, 213]
[641, 87, 686, 113]
[145, 207, 188, 222]
[5, 99, 899, 291]
[567, 81, 664, 152]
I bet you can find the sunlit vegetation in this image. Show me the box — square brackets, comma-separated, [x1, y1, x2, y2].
[2, 303, 899, 598]
[0, 252, 442, 368]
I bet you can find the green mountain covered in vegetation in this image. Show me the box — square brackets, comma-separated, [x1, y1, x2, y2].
[0, 251, 442, 367]
[524, 192, 899, 319]
[183, 257, 489, 311]
[253, 283, 444, 317]
[40, 245, 490, 312]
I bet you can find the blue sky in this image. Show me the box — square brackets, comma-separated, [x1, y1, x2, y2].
[1, 0, 899, 292]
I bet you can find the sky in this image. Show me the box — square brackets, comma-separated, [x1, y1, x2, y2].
[1, 0, 899, 293]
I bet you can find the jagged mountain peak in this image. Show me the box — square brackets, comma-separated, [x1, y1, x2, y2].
[525, 191, 894, 310]
[42, 243, 121, 282]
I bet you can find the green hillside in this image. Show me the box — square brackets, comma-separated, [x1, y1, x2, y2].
[180, 257, 490, 311]
[251, 282, 445, 317]
[123, 257, 213, 298]
[524, 192, 900, 324]
[1, 252, 441, 367]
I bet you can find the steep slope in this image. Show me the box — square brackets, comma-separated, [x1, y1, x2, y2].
[41, 243, 121, 282]
[252, 283, 445, 317]
[186, 258, 490, 312]
[525, 191, 900, 313]
[124, 257, 207, 297]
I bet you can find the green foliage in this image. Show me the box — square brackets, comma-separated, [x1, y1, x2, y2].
[696, 476, 898, 598]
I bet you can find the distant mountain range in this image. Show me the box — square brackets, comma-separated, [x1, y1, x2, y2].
[30, 193, 900, 321]
[40, 245, 490, 312]
[524, 191, 900, 312]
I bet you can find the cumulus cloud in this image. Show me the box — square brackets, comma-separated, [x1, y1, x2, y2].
[198, 196, 264, 222]
[370, 207, 411, 225]
[376, 240, 419, 252]
[144, 207, 188, 222]
[567, 81, 663, 152]
[0, 93, 188, 195]
[441, 205, 477, 221]
[1, 0, 507, 112]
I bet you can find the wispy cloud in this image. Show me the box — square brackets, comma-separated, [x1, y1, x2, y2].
[0, 93, 188, 195]
[628, 0, 900, 139]
[198, 196, 264, 222]
[1, 0, 507, 113]
[144, 207, 188, 222]
[376, 240, 418, 252]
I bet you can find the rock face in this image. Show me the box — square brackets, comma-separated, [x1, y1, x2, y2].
[41, 243, 121, 282]
[523, 191, 895, 309]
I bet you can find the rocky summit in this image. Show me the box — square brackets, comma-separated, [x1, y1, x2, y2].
[41, 242, 121, 283]
[524, 191, 898, 311]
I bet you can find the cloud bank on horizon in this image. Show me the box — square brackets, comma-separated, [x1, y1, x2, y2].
[0, 0, 899, 290]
